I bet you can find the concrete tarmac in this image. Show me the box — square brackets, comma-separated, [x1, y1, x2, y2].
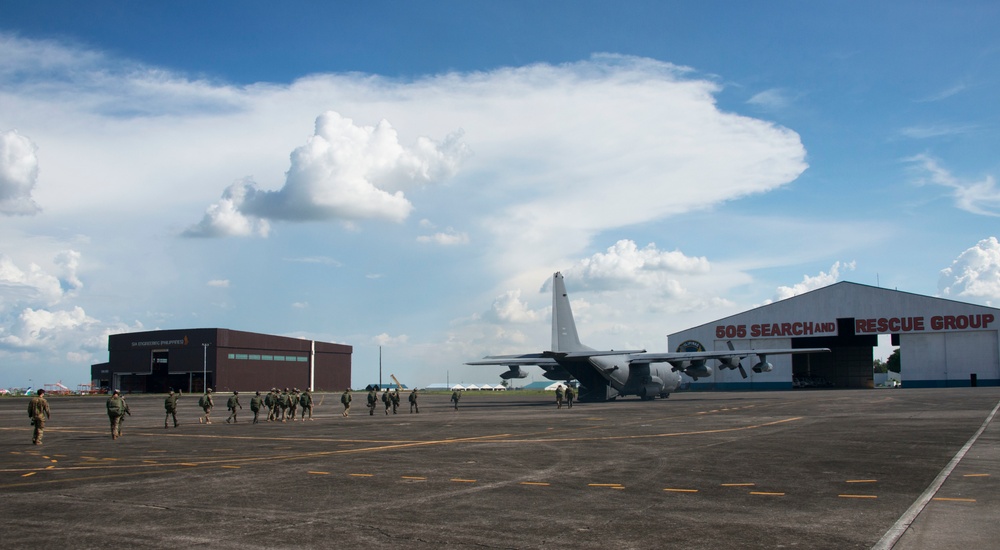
[2, 388, 998, 549]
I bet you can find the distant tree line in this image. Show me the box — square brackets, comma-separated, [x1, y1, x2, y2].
[873, 348, 901, 373]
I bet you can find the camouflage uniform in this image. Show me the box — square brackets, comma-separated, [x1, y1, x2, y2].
[199, 388, 214, 424]
[106, 390, 128, 439]
[367, 389, 377, 415]
[264, 389, 276, 421]
[226, 391, 242, 423]
[28, 389, 50, 445]
[391, 389, 400, 414]
[340, 389, 352, 417]
[300, 389, 313, 421]
[555, 385, 565, 409]
[408, 389, 419, 413]
[288, 388, 299, 421]
[451, 390, 461, 410]
[565, 385, 575, 408]
[382, 390, 391, 415]
[164, 390, 179, 428]
[250, 391, 264, 424]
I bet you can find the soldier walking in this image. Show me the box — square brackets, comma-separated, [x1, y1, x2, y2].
[382, 389, 391, 415]
[28, 388, 50, 445]
[164, 389, 179, 428]
[265, 388, 277, 421]
[226, 391, 242, 423]
[250, 391, 264, 424]
[288, 388, 299, 421]
[451, 389, 461, 410]
[391, 389, 400, 414]
[408, 388, 419, 413]
[565, 385, 575, 408]
[300, 388, 314, 421]
[367, 388, 377, 415]
[106, 389, 129, 439]
[341, 388, 352, 417]
[199, 388, 214, 424]
[555, 384, 565, 409]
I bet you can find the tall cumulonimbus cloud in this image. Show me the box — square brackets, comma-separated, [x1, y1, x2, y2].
[184, 111, 469, 237]
[0, 129, 41, 216]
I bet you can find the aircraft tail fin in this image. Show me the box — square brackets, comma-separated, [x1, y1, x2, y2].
[551, 272, 589, 352]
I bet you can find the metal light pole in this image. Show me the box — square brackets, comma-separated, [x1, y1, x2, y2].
[202, 343, 209, 392]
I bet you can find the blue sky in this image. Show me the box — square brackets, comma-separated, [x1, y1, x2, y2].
[1, 1, 999, 390]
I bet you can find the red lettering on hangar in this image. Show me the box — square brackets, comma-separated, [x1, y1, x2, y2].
[716, 322, 836, 339]
[855, 314, 995, 333]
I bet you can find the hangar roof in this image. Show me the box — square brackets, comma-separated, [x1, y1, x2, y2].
[669, 281, 1000, 339]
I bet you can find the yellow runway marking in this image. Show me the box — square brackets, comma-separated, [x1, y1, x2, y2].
[451, 478, 476, 483]
[179, 463, 199, 467]
[401, 476, 426, 480]
[846, 479, 877, 483]
[663, 488, 698, 493]
[933, 497, 976, 502]
[722, 483, 755, 487]
[350, 473, 373, 477]
[221, 465, 240, 469]
[520, 482, 550, 486]
[839, 494, 877, 499]
[589, 483, 623, 488]
[963, 473, 990, 477]
[21, 472, 35, 477]
[308, 471, 329, 475]
[750, 491, 785, 496]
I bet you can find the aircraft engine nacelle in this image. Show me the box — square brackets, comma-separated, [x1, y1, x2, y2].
[683, 363, 713, 380]
[639, 378, 663, 399]
[752, 361, 773, 373]
[500, 366, 529, 379]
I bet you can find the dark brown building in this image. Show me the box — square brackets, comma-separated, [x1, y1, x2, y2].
[90, 328, 352, 393]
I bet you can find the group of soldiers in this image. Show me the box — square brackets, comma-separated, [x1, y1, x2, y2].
[357, 387, 420, 416]
[25, 384, 578, 444]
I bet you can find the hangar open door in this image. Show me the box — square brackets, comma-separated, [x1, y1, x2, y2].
[793, 318, 876, 389]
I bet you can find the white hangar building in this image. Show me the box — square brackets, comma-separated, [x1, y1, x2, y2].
[667, 282, 1000, 390]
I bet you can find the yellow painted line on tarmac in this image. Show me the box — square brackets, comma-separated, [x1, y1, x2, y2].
[451, 478, 476, 483]
[101, 458, 118, 461]
[749, 491, 785, 496]
[179, 463, 199, 467]
[846, 479, 877, 483]
[932, 497, 976, 503]
[520, 482, 550, 486]
[610, 486, 625, 490]
[721, 483, 755, 487]
[839, 494, 877, 499]
[143, 460, 158, 464]
[663, 488, 698, 493]
[401, 476, 426, 480]
[350, 473, 374, 477]
[221, 465, 240, 469]
[22, 472, 35, 477]
[963, 473, 990, 477]
[308, 471, 329, 475]
[588, 483, 623, 488]
[45, 466, 54, 470]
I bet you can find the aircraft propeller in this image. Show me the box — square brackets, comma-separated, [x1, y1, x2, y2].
[726, 341, 749, 379]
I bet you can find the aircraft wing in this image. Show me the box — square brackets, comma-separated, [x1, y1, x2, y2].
[465, 353, 560, 367]
[627, 348, 830, 364]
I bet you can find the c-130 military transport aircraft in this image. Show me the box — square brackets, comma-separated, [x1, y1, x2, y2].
[467, 272, 829, 401]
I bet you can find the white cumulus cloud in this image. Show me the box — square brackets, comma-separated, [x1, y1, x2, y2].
[564, 239, 710, 291]
[939, 237, 1000, 305]
[0, 129, 42, 215]
[770, 261, 856, 302]
[184, 111, 469, 237]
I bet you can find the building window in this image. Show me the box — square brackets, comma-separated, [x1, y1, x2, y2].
[297, 356, 308, 362]
[262, 355, 273, 361]
[249, 354, 260, 360]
